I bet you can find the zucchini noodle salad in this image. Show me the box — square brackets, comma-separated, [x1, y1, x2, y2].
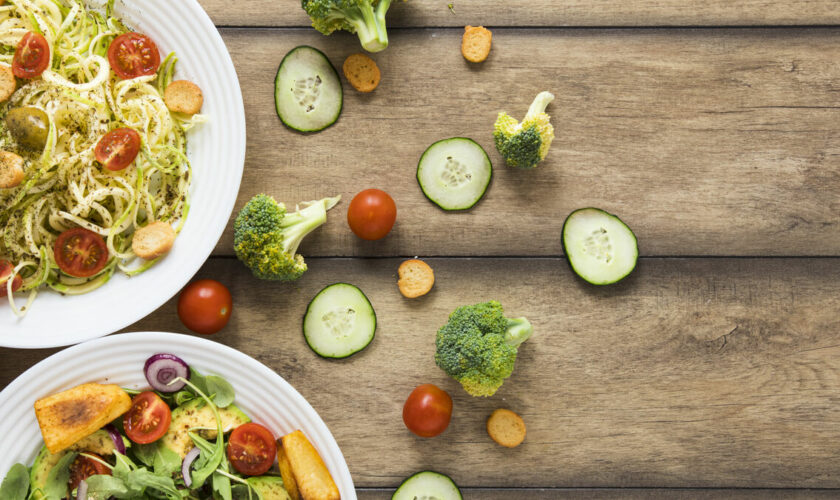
[0, 0, 203, 317]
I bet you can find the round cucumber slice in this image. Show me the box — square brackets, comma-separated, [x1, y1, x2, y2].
[275, 45, 342, 133]
[562, 208, 638, 285]
[417, 137, 492, 211]
[303, 283, 376, 359]
[392, 471, 462, 500]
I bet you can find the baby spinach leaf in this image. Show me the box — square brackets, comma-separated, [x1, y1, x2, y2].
[44, 452, 76, 500]
[0, 463, 29, 500]
[131, 442, 157, 467]
[152, 446, 181, 477]
[205, 375, 235, 408]
[84, 475, 130, 499]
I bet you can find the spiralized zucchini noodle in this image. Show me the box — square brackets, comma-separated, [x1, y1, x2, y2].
[0, 0, 201, 317]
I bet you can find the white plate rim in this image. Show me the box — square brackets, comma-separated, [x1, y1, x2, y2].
[0, 331, 357, 498]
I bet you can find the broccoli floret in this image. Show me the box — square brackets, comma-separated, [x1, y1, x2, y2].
[434, 301, 533, 397]
[493, 91, 555, 169]
[233, 194, 340, 281]
[301, 0, 403, 53]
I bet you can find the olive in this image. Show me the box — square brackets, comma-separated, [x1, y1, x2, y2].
[5, 107, 49, 152]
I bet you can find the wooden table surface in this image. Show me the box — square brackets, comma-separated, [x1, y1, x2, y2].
[4, 1, 840, 498]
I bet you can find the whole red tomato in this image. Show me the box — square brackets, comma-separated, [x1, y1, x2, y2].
[403, 384, 453, 438]
[347, 189, 397, 240]
[177, 279, 232, 334]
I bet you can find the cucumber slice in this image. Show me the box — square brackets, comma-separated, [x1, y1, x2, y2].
[562, 208, 638, 285]
[417, 137, 492, 211]
[392, 471, 462, 500]
[303, 283, 376, 359]
[275, 46, 342, 133]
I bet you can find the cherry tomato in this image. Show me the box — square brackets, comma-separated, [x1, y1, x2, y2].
[0, 260, 22, 298]
[13, 32, 50, 79]
[347, 189, 397, 240]
[54, 228, 108, 278]
[123, 391, 171, 444]
[177, 279, 232, 334]
[95, 128, 141, 171]
[68, 453, 111, 492]
[403, 384, 453, 438]
[227, 423, 277, 476]
[107, 32, 160, 80]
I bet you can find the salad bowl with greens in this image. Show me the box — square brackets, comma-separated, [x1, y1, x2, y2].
[0, 332, 354, 499]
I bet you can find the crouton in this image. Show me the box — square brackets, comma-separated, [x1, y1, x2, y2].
[132, 221, 176, 260]
[34, 383, 132, 454]
[461, 25, 492, 63]
[342, 53, 380, 93]
[0, 151, 25, 189]
[164, 80, 203, 115]
[397, 259, 435, 298]
[281, 430, 340, 500]
[277, 443, 302, 500]
[0, 64, 15, 103]
[486, 408, 526, 448]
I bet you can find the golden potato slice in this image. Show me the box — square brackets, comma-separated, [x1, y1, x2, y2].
[277, 442, 302, 500]
[34, 383, 131, 454]
[281, 430, 339, 500]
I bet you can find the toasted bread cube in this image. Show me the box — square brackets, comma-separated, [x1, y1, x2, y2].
[342, 53, 381, 93]
[0, 64, 15, 103]
[397, 259, 435, 298]
[0, 151, 24, 189]
[132, 221, 176, 259]
[34, 383, 132, 454]
[277, 442, 302, 500]
[164, 80, 203, 115]
[461, 25, 492, 63]
[486, 408, 526, 448]
[281, 430, 340, 500]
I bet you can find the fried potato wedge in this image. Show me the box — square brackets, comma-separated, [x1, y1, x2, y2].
[277, 442, 302, 500]
[281, 430, 339, 500]
[34, 383, 131, 454]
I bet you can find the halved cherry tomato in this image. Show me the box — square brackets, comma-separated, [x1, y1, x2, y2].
[68, 453, 111, 493]
[95, 128, 141, 171]
[347, 188, 397, 241]
[0, 260, 22, 298]
[403, 384, 453, 438]
[54, 228, 108, 278]
[177, 279, 232, 335]
[227, 423, 277, 476]
[13, 32, 50, 79]
[107, 32, 160, 79]
[123, 391, 171, 444]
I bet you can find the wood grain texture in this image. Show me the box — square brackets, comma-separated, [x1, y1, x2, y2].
[359, 489, 840, 499]
[5, 257, 840, 488]
[199, 0, 840, 28]
[210, 28, 840, 257]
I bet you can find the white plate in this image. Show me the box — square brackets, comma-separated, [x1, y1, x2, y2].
[0, 332, 357, 499]
[0, 0, 246, 348]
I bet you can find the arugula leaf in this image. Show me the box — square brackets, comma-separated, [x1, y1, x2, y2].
[205, 375, 235, 408]
[131, 442, 157, 467]
[153, 446, 182, 477]
[44, 452, 76, 500]
[124, 468, 181, 498]
[84, 475, 130, 499]
[213, 471, 232, 500]
[0, 463, 29, 500]
[175, 377, 225, 490]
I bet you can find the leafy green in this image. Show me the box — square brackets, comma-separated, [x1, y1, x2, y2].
[44, 452, 77, 500]
[84, 475, 130, 499]
[205, 375, 236, 408]
[0, 463, 29, 500]
[174, 376, 226, 490]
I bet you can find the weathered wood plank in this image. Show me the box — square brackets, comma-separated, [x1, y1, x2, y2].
[199, 0, 840, 28]
[5, 257, 840, 487]
[359, 489, 840, 499]
[209, 28, 840, 257]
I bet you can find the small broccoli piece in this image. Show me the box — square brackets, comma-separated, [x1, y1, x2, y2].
[434, 301, 533, 397]
[233, 194, 340, 281]
[301, 0, 404, 53]
[493, 91, 555, 169]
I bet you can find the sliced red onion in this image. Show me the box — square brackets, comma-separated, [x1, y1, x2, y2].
[182, 447, 200, 487]
[144, 353, 190, 392]
[76, 479, 88, 499]
[104, 424, 126, 455]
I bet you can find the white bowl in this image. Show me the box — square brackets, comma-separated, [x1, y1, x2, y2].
[0, 0, 246, 348]
[0, 332, 356, 498]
